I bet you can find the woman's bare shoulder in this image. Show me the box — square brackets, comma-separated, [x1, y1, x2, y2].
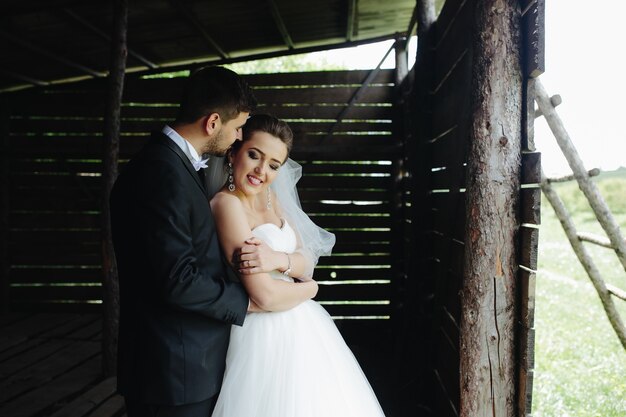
[210, 190, 240, 210]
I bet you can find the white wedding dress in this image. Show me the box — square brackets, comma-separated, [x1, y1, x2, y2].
[211, 219, 386, 417]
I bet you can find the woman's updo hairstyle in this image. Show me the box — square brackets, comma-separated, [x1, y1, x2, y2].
[230, 114, 293, 160]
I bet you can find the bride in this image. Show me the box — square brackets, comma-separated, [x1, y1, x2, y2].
[209, 114, 386, 417]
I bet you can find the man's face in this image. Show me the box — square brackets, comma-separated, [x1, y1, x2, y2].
[204, 112, 249, 156]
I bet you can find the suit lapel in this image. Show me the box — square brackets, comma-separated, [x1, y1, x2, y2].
[150, 132, 208, 198]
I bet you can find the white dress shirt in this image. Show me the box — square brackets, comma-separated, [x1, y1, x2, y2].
[162, 125, 209, 171]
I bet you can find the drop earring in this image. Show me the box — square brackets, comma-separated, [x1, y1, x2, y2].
[266, 187, 272, 210]
[228, 162, 235, 192]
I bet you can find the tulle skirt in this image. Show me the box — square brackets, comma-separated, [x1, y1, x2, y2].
[211, 300, 385, 417]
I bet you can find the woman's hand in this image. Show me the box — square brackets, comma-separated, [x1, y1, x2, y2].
[235, 237, 288, 275]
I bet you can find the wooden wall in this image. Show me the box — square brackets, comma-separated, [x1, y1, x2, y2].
[404, 0, 541, 416]
[0, 68, 400, 411]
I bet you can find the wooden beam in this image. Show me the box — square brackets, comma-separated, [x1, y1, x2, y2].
[395, 36, 408, 84]
[460, 1, 522, 415]
[346, 0, 357, 41]
[62, 8, 158, 69]
[325, 41, 396, 140]
[0, 30, 103, 78]
[546, 168, 600, 183]
[169, 0, 228, 59]
[267, 0, 294, 49]
[541, 170, 626, 349]
[535, 80, 626, 275]
[1, 34, 400, 93]
[101, 0, 127, 377]
[0, 69, 48, 87]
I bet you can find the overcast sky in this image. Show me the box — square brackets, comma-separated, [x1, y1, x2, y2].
[316, 0, 626, 175]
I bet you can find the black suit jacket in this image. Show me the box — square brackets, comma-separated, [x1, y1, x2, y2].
[110, 132, 248, 405]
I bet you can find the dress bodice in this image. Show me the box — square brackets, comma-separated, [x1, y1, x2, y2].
[252, 219, 297, 282]
[251, 219, 297, 254]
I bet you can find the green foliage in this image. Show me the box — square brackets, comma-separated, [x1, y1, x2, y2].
[533, 168, 626, 417]
[224, 53, 348, 74]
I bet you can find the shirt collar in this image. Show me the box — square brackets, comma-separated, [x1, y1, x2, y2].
[162, 125, 209, 170]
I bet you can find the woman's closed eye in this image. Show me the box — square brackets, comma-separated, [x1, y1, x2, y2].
[247, 150, 260, 160]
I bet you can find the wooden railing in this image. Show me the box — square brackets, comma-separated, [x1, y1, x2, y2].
[535, 80, 626, 350]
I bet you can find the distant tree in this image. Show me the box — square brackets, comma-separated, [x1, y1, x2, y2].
[226, 53, 348, 74]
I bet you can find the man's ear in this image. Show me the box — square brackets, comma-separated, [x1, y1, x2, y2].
[204, 113, 221, 135]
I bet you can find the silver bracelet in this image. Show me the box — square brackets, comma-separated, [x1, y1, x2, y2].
[282, 253, 292, 276]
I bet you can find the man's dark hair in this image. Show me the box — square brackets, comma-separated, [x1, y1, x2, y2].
[175, 66, 257, 124]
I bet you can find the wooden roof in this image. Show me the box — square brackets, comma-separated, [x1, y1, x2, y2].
[0, 0, 418, 92]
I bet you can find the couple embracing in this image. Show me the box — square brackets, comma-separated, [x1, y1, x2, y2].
[110, 66, 385, 417]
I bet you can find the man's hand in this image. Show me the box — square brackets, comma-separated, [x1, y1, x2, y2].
[234, 237, 288, 275]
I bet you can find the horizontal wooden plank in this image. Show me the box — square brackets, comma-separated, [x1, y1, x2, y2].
[521, 152, 541, 184]
[7, 102, 391, 122]
[10, 173, 102, 188]
[257, 104, 394, 120]
[120, 82, 394, 104]
[310, 215, 391, 229]
[6, 301, 102, 313]
[8, 135, 147, 157]
[429, 164, 467, 190]
[0, 313, 77, 343]
[8, 135, 399, 157]
[10, 194, 98, 211]
[243, 70, 395, 87]
[302, 201, 391, 214]
[521, 188, 541, 225]
[9, 159, 105, 175]
[330, 229, 391, 243]
[10, 212, 100, 229]
[519, 226, 539, 270]
[301, 163, 393, 175]
[318, 255, 391, 266]
[518, 268, 536, 331]
[9, 251, 101, 266]
[9, 118, 394, 135]
[321, 303, 391, 318]
[316, 282, 392, 301]
[9, 285, 103, 302]
[314, 267, 392, 281]
[297, 174, 392, 190]
[0, 339, 100, 402]
[0, 354, 102, 417]
[48, 376, 117, 417]
[298, 189, 391, 202]
[8, 231, 100, 244]
[331, 242, 390, 254]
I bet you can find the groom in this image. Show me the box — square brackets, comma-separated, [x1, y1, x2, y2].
[110, 66, 259, 417]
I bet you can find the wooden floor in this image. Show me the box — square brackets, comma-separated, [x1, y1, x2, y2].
[0, 313, 125, 417]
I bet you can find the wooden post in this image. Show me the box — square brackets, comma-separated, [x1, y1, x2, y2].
[101, 0, 128, 377]
[394, 0, 436, 415]
[395, 36, 408, 86]
[541, 171, 626, 349]
[460, 1, 522, 416]
[0, 98, 9, 315]
[535, 80, 626, 275]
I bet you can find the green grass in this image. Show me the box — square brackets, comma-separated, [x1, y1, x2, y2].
[532, 168, 626, 417]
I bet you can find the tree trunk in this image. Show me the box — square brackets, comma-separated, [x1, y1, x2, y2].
[460, 1, 522, 416]
[101, 0, 128, 377]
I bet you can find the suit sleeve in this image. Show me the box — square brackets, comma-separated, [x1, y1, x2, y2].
[134, 160, 248, 325]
